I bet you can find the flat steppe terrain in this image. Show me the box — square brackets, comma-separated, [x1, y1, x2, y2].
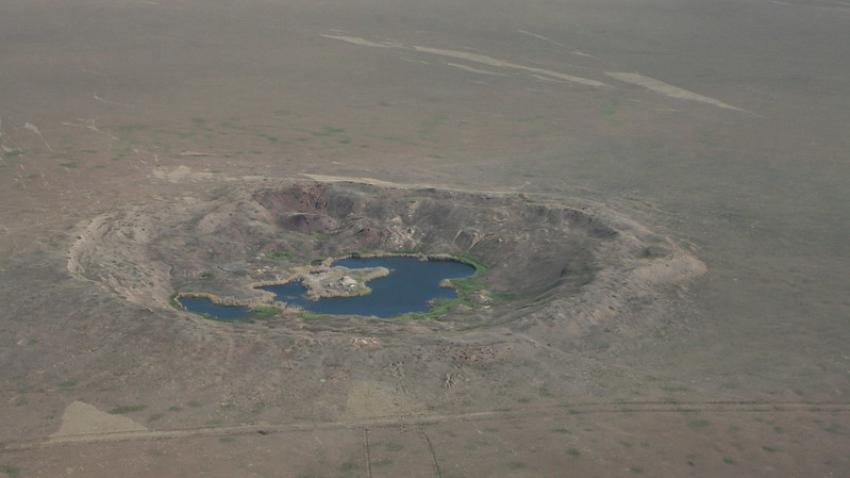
[1, 0, 849, 476]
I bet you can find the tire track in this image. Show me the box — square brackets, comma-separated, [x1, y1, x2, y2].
[3, 400, 848, 453]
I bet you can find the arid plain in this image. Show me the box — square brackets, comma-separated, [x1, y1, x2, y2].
[1, 0, 850, 476]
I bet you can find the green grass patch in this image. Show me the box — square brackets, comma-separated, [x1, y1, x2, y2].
[394, 252, 491, 320]
[117, 123, 148, 134]
[60, 161, 79, 168]
[688, 419, 710, 429]
[0, 464, 21, 478]
[313, 126, 345, 137]
[822, 423, 843, 435]
[168, 293, 182, 310]
[452, 252, 488, 272]
[1, 149, 24, 158]
[491, 291, 517, 302]
[660, 384, 691, 393]
[723, 457, 735, 465]
[266, 250, 293, 261]
[566, 448, 581, 457]
[247, 306, 280, 320]
[300, 311, 329, 321]
[397, 297, 462, 321]
[109, 404, 146, 414]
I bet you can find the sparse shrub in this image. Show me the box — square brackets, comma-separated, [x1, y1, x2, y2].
[266, 250, 292, 261]
[385, 442, 404, 452]
[0, 464, 21, 478]
[687, 419, 710, 429]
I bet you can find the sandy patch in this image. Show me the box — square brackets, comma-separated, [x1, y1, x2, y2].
[152, 165, 214, 183]
[446, 62, 506, 76]
[517, 29, 567, 48]
[319, 32, 607, 87]
[319, 34, 401, 48]
[606, 72, 745, 111]
[413, 46, 608, 87]
[50, 401, 147, 440]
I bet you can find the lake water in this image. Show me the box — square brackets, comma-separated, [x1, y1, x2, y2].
[177, 296, 252, 321]
[259, 256, 475, 318]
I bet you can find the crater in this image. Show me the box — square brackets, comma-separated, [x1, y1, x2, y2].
[67, 178, 706, 334]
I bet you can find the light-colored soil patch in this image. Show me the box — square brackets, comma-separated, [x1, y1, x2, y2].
[319, 34, 401, 48]
[605, 72, 745, 111]
[152, 165, 214, 183]
[319, 32, 608, 87]
[412, 45, 608, 87]
[50, 401, 147, 441]
[299, 265, 390, 300]
[345, 381, 423, 418]
[446, 62, 506, 76]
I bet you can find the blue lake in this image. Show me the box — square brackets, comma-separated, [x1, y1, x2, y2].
[260, 256, 475, 318]
[177, 296, 252, 321]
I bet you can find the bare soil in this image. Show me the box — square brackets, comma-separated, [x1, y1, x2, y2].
[2, 0, 849, 476]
